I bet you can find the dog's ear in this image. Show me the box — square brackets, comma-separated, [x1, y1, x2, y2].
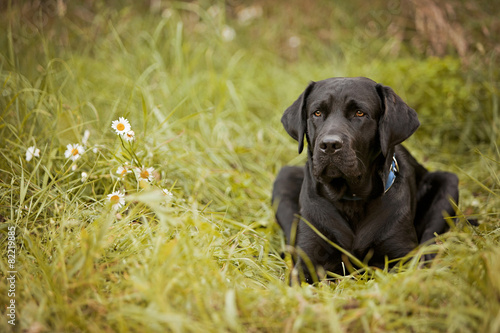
[281, 81, 316, 154]
[376, 84, 420, 156]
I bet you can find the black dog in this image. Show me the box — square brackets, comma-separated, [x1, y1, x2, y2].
[272, 77, 459, 283]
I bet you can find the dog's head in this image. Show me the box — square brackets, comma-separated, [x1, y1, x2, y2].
[282, 77, 419, 198]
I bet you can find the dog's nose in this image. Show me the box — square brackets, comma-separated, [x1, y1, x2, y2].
[319, 135, 343, 153]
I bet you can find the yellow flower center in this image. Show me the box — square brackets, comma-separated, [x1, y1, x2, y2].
[117, 123, 125, 131]
[140, 170, 150, 179]
[110, 195, 120, 203]
[120, 169, 127, 176]
[71, 148, 79, 156]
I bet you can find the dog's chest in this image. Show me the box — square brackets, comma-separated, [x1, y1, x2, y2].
[334, 200, 367, 228]
[333, 199, 392, 253]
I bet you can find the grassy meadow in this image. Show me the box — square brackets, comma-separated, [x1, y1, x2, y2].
[1, 1, 499, 332]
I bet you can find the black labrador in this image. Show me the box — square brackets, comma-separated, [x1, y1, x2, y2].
[272, 77, 459, 283]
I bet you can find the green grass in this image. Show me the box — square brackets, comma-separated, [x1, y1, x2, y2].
[1, 1, 499, 332]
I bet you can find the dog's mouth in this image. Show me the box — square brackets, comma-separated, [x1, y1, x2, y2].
[315, 167, 364, 201]
[323, 171, 362, 192]
[327, 177, 347, 192]
[313, 153, 362, 182]
[312, 149, 365, 199]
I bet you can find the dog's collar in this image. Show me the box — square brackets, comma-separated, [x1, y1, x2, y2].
[342, 154, 399, 201]
[384, 153, 399, 194]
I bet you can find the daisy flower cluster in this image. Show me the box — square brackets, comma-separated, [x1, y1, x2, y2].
[107, 116, 172, 211]
[115, 163, 156, 184]
[26, 115, 173, 213]
[26, 136, 86, 165]
[111, 117, 155, 184]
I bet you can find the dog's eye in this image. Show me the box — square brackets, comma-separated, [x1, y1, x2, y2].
[313, 111, 322, 117]
[355, 110, 365, 117]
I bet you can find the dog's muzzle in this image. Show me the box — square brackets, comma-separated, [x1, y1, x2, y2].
[312, 135, 361, 182]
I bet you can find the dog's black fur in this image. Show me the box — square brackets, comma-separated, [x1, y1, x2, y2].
[272, 77, 459, 283]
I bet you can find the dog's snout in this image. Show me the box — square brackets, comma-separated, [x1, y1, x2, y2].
[319, 135, 343, 154]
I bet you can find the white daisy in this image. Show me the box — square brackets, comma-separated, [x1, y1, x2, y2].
[64, 143, 84, 161]
[82, 130, 90, 145]
[123, 130, 135, 142]
[26, 146, 40, 162]
[81, 172, 88, 182]
[111, 117, 131, 135]
[107, 191, 125, 210]
[136, 166, 155, 182]
[221, 26, 236, 42]
[162, 188, 174, 198]
[116, 165, 131, 178]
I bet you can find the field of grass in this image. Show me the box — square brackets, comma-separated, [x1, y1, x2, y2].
[1, 1, 499, 332]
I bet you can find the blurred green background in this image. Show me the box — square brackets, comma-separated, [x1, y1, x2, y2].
[1, 1, 499, 332]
